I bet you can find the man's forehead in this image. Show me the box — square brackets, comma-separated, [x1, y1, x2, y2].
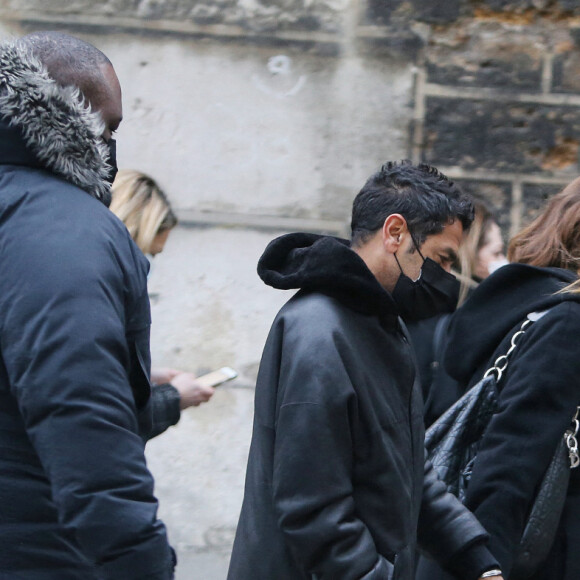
[434, 220, 463, 239]
[425, 220, 463, 251]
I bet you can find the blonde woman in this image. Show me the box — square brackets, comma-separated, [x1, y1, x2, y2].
[456, 199, 506, 305]
[111, 169, 178, 256]
[111, 170, 213, 439]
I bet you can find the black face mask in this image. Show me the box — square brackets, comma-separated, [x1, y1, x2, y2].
[104, 138, 118, 185]
[391, 245, 460, 323]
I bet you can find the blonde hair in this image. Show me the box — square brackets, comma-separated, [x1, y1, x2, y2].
[110, 170, 177, 254]
[456, 199, 496, 305]
[508, 177, 580, 294]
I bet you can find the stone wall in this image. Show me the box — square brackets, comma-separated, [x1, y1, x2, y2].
[409, 0, 580, 235]
[1, 1, 580, 578]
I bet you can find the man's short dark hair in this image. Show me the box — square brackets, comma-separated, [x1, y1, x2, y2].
[351, 160, 474, 249]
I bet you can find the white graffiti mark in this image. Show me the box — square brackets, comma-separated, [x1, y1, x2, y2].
[252, 55, 307, 99]
[252, 74, 307, 98]
[268, 55, 292, 75]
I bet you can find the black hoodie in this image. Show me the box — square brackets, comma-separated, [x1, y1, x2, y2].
[420, 263, 580, 580]
[257, 232, 401, 325]
[228, 233, 498, 580]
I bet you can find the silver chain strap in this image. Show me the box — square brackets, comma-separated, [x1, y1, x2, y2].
[483, 319, 532, 382]
[566, 407, 580, 469]
[481, 316, 580, 470]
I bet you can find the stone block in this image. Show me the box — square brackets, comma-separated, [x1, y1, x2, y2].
[478, 0, 533, 9]
[363, 0, 406, 26]
[356, 31, 424, 61]
[478, 0, 570, 12]
[424, 97, 580, 174]
[174, 549, 230, 580]
[108, 39, 414, 223]
[453, 179, 512, 235]
[558, 0, 580, 13]
[552, 50, 580, 94]
[410, 0, 460, 24]
[522, 182, 567, 225]
[474, 0, 580, 16]
[425, 29, 543, 91]
[364, 0, 459, 25]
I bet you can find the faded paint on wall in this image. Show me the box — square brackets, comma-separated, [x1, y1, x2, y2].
[0, 20, 414, 578]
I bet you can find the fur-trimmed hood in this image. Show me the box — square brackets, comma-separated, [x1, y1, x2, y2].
[0, 40, 112, 204]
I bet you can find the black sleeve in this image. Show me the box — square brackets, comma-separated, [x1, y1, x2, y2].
[419, 455, 499, 580]
[146, 383, 182, 440]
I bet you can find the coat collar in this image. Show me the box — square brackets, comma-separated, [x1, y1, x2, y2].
[445, 263, 579, 383]
[258, 233, 401, 329]
[0, 40, 112, 205]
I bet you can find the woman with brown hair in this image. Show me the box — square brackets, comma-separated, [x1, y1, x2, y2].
[416, 177, 580, 580]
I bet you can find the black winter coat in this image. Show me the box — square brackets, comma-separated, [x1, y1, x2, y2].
[227, 233, 498, 580]
[407, 314, 463, 428]
[416, 264, 580, 580]
[0, 42, 173, 578]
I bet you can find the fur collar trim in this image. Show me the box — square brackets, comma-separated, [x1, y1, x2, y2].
[0, 41, 112, 204]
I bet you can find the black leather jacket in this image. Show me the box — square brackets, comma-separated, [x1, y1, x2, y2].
[228, 233, 498, 580]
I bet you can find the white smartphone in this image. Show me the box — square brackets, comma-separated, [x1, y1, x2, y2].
[195, 366, 238, 388]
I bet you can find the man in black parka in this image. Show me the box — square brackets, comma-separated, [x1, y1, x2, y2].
[227, 161, 504, 580]
[0, 33, 174, 578]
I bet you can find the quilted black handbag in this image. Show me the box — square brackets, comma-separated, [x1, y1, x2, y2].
[425, 311, 580, 579]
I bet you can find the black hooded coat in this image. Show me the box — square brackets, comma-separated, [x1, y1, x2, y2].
[227, 233, 499, 580]
[416, 263, 580, 580]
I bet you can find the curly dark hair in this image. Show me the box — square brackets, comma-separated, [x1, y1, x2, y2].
[351, 160, 474, 249]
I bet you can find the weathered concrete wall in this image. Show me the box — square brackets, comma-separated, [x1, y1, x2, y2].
[2, 1, 580, 578]
[0, 4, 415, 578]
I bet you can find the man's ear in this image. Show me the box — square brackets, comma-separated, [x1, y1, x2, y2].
[382, 214, 408, 254]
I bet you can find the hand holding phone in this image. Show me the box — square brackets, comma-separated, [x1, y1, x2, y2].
[195, 366, 238, 388]
[169, 367, 238, 410]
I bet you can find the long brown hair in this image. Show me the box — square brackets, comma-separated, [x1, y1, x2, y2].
[508, 176, 580, 292]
